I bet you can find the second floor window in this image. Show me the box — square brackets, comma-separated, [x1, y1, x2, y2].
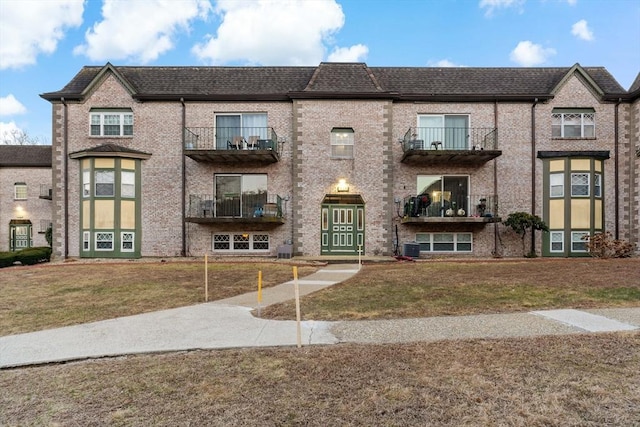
[331, 128, 354, 159]
[552, 109, 595, 138]
[90, 110, 133, 136]
[14, 182, 27, 200]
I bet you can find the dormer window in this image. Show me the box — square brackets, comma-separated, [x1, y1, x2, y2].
[90, 109, 133, 137]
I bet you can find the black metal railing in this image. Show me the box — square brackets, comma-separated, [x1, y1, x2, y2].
[188, 193, 284, 219]
[184, 127, 279, 153]
[402, 194, 498, 218]
[401, 127, 498, 151]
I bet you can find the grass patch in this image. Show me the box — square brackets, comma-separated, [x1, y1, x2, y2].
[0, 260, 318, 335]
[262, 258, 640, 320]
[1, 333, 638, 425]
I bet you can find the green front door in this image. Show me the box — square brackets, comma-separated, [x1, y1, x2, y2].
[9, 222, 32, 251]
[321, 204, 364, 255]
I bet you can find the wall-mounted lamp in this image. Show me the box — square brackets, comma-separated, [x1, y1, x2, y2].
[336, 179, 349, 193]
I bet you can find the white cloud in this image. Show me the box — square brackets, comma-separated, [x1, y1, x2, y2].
[0, 121, 25, 144]
[510, 41, 556, 66]
[0, 95, 27, 116]
[192, 0, 357, 65]
[74, 0, 211, 63]
[567, 0, 577, 5]
[479, 0, 524, 17]
[427, 59, 466, 67]
[571, 19, 594, 41]
[0, 0, 83, 70]
[327, 44, 368, 62]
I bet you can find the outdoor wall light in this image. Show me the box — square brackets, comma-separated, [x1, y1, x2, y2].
[336, 179, 349, 193]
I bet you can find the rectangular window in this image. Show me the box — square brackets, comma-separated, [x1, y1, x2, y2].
[213, 233, 269, 252]
[571, 173, 589, 197]
[416, 175, 469, 217]
[95, 232, 114, 251]
[95, 170, 115, 197]
[83, 231, 90, 251]
[594, 173, 602, 198]
[550, 231, 564, 252]
[83, 170, 91, 197]
[121, 232, 134, 252]
[415, 233, 472, 253]
[14, 182, 27, 200]
[571, 232, 589, 252]
[90, 110, 133, 136]
[121, 171, 135, 198]
[552, 109, 595, 138]
[214, 174, 267, 218]
[331, 128, 354, 159]
[550, 173, 564, 197]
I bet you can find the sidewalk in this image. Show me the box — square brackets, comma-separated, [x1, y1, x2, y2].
[1, 264, 638, 368]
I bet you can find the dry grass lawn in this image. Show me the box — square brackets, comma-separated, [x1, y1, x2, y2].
[1, 333, 639, 426]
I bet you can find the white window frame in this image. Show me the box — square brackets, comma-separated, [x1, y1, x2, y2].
[90, 110, 133, 137]
[330, 128, 354, 159]
[95, 232, 114, 251]
[551, 110, 595, 138]
[594, 173, 602, 198]
[83, 170, 91, 198]
[83, 231, 90, 251]
[95, 170, 115, 197]
[550, 231, 564, 253]
[550, 173, 564, 198]
[571, 232, 589, 253]
[415, 232, 473, 253]
[121, 232, 134, 252]
[121, 171, 135, 198]
[212, 233, 270, 252]
[14, 182, 27, 200]
[571, 173, 590, 197]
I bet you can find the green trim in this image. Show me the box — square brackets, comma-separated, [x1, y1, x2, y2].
[551, 108, 595, 113]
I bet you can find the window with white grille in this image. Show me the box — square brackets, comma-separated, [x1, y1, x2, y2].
[90, 110, 133, 136]
[212, 233, 270, 252]
[95, 232, 114, 251]
[552, 109, 595, 138]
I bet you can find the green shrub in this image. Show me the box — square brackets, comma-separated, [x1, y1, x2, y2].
[0, 251, 16, 268]
[15, 247, 52, 266]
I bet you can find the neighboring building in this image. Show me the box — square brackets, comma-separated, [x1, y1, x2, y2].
[40, 62, 639, 259]
[0, 145, 52, 251]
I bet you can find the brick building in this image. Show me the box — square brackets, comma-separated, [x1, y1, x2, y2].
[0, 145, 53, 251]
[39, 62, 639, 259]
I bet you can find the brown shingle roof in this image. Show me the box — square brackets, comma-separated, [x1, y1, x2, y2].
[41, 62, 629, 102]
[0, 145, 52, 167]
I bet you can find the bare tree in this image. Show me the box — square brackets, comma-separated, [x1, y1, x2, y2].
[0, 128, 47, 145]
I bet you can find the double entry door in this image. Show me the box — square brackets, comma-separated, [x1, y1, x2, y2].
[321, 204, 364, 255]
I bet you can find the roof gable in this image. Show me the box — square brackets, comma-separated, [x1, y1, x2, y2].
[550, 63, 605, 97]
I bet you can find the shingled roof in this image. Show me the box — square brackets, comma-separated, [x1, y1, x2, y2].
[41, 62, 629, 102]
[0, 145, 52, 167]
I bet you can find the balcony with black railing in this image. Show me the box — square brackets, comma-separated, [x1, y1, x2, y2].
[186, 193, 286, 225]
[400, 194, 501, 225]
[184, 127, 280, 164]
[400, 127, 501, 165]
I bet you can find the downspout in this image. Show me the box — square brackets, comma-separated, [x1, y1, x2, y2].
[181, 98, 186, 256]
[531, 98, 538, 256]
[614, 98, 621, 240]
[61, 97, 69, 259]
[493, 100, 499, 256]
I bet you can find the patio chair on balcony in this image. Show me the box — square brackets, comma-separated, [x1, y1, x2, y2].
[228, 136, 245, 150]
[247, 136, 259, 150]
[202, 200, 214, 217]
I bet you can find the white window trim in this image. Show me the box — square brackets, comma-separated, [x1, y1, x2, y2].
[571, 232, 589, 253]
[571, 172, 590, 197]
[121, 232, 135, 252]
[550, 231, 564, 253]
[95, 232, 114, 251]
[212, 233, 270, 252]
[550, 173, 564, 198]
[83, 231, 90, 251]
[330, 128, 354, 159]
[14, 183, 27, 200]
[551, 111, 595, 138]
[415, 232, 473, 253]
[90, 110, 133, 137]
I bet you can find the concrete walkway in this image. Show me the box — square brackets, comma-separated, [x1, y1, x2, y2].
[1, 264, 638, 368]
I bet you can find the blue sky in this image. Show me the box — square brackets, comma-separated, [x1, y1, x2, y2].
[1, 0, 639, 145]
